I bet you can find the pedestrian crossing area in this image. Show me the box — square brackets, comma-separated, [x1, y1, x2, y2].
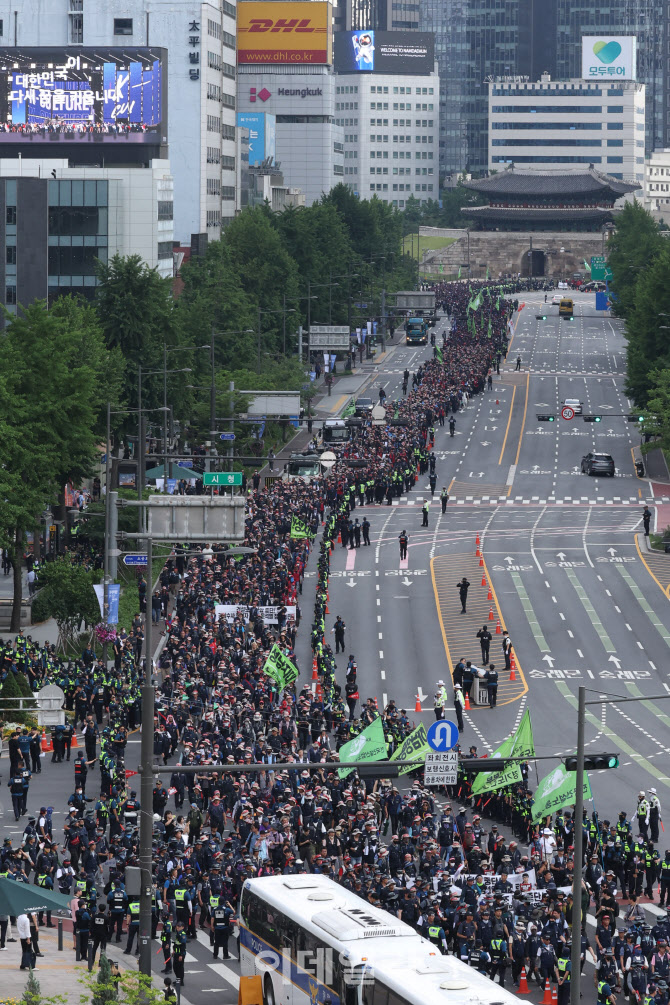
[393, 495, 657, 507]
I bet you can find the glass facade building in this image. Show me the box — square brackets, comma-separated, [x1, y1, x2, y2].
[47, 179, 108, 304]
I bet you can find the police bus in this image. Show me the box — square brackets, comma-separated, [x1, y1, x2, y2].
[239, 875, 523, 1005]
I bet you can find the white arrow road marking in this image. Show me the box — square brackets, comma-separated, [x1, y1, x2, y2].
[557, 552, 567, 561]
[401, 577, 413, 586]
[346, 577, 357, 588]
[608, 655, 621, 669]
[542, 654, 555, 667]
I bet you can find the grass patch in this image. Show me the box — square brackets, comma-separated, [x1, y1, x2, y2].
[404, 235, 457, 261]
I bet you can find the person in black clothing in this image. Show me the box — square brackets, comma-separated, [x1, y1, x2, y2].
[643, 506, 652, 536]
[89, 904, 108, 969]
[477, 626, 492, 665]
[362, 518, 371, 546]
[458, 577, 470, 613]
[399, 530, 408, 560]
[332, 616, 346, 654]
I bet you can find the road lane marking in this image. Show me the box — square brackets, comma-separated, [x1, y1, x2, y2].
[498, 385, 516, 465]
[509, 571, 550, 651]
[556, 682, 670, 789]
[345, 549, 356, 571]
[208, 962, 240, 989]
[565, 568, 615, 651]
[513, 371, 530, 465]
[616, 564, 670, 647]
[624, 681, 670, 733]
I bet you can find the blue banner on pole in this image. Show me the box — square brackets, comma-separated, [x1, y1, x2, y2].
[107, 585, 120, 625]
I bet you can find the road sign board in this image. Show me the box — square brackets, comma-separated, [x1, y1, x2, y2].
[203, 472, 242, 487]
[123, 554, 148, 567]
[426, 718, 459, 751]
[561, 406, 575, 421]
[424, 751, 458, 786]
[308, 326, 351, 351]
[320, 450, 337, 469]
[220, 432, 235, 441]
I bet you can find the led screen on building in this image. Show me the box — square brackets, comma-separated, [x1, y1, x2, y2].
[238, 2, 332, 64]
[0, 47, 167, 143]
[333, 31, 434, 74]
[581, 36, 636, 81]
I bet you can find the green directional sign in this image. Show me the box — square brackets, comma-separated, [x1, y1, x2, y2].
[203, 472, 242, 487]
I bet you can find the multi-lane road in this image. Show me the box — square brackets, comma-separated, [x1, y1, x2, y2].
[300, 290, 670, 820]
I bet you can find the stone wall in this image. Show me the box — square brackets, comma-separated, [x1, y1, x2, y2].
[418, 228, 607, 280]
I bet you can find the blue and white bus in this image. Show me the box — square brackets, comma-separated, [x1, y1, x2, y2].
[239, 874, 523, 1005]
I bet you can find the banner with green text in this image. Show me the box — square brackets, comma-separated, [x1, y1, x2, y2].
[262, 644, 299, 690]
[290, 516, 314, 540]
[390, 722, 431, 775]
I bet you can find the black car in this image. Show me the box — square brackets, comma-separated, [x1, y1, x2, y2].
[581, 452, 615, 476]
[354, 397, 373, 417]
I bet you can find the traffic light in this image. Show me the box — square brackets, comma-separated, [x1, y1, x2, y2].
[627, 414, 645, 423]
[459, 758, 509, 774]
[537, 414, 555, 422]
[564, 752, 619, 771]
[536, 314, 548, 321]
[583, 415, 602, 422]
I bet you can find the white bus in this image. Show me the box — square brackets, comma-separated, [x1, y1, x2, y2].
[239, 874, 522, 1005]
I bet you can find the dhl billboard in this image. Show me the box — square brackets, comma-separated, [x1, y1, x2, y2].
[238, 2, 332, 64]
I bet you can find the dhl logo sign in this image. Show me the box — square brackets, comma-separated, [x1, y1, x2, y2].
[246, 18, 324, 32]
[238, 1, 332, 63]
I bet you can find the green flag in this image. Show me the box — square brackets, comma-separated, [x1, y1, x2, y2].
[583, 259, 592, 273]
[486, 265, 490, 280]
[291, 515, 314, 540]
[439, 263, 444, 273]
[487, 318, 492, 339]
[337, 718, 387, 778]
[531, 764, 592, 823]
[342, 399, 356, 417]
[390, 722, 432, 775]
[471, 709, 535, 795]
[262, 644, 299, 690]
[436, 346, 443, 363]
[458, 266, 462, 279]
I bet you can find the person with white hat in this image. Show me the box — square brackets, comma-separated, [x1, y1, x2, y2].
[453, 684, 465, 732]
[649, 788, 662, 843]
[637, 791, 651, 842]
[433, 682, 445, 721]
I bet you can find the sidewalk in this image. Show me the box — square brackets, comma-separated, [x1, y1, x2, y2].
[0, 924, 194, 1005]
[258, 332, 403, 477]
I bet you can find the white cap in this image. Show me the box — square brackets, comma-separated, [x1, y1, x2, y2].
[639, 791, 646, 798]
[543, 828, 552, 835]
[454, 684, 462, 689]
[437, 680, 445, 685]
[650, 787, 657, 794]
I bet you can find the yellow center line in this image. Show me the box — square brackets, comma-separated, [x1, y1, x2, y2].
[431, 558, 454, 675]
[513, 371, 530, 466]
[498, 384, 516, 465]
[635, 533, 669, 598]
[447, 476, 455, 493]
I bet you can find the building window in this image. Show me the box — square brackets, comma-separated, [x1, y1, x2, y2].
[5, 285, 16, 305]
[206, 210, 221, 228]
[6, 245, 15, 265]
[222, 62, 236, 79]
[0, 19, 4, 35]
[207, 178, 221, 195]
[208, 19, 222, 38]
[222, 155, 235, 170]
[114, 17, 133, 34]
[222, 1, 236, 18]
[221, 186, 235, 200]
[222, 124, 235, 140]
[157, 241, 173, 260]
[6, 206, 16, 226]
[157, 201, 174, 221]
[223, 30, 235, 48]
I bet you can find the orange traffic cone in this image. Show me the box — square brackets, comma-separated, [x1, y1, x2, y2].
[481, 576, 486, 587]
[464, 692, 471, 710]
[540, 983, 553, 1005]
[415, 694, 422, 713]
[488, 606, 494, 621]
[71, 732, 78, 748]
[487, 587, 492, 600]
[510, 665, 516, 681]
[496, 620, 501, 634]
[40, 730, 50, 752]
[479, 557, 484, 567]
[551, 983, 558, 1005]
[325, 603, 330, 614]
[476, 547, 480, 557]
[337, 532, 341, 543]
[518, 969, 530, 995]
[475, 535, 480, 546]
[312, 662, 318, 681]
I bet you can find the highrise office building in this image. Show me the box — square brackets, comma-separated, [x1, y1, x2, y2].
[0, 0, 239, 241]
[555, 0, 668, 154]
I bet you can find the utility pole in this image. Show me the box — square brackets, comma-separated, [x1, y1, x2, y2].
[210, 326, 217, 435]
[569, 685, 586, 1005]
[103, 402, 111, 666]
[162, 346, 169, 490]
[138, 538, 153, 978]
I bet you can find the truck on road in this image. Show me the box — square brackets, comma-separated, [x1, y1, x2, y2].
[395, 290, 437, 328]
[405, 316, 428, 345]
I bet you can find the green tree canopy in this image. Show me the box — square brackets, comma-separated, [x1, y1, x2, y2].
[608, 201, 664, 321]
[624, 241, 670, 405]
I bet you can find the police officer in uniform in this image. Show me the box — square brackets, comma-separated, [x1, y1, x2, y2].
[89, 904, 108, 969]
[123, 897, 140, 955]
[211, 898, 235, 960]
[420, 910, 448, 954]
[477, 626, 492, 665]
[660, 851, 670, 907]
[160, 918, 173, 974]
[470, 939, 491, 975]
[556, 942, 572, 1005]
[598, 978, 618, 1005]
[489, 932, 510, 986]
[107, 880, 127, 941]
[172, 920, 187, 986]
